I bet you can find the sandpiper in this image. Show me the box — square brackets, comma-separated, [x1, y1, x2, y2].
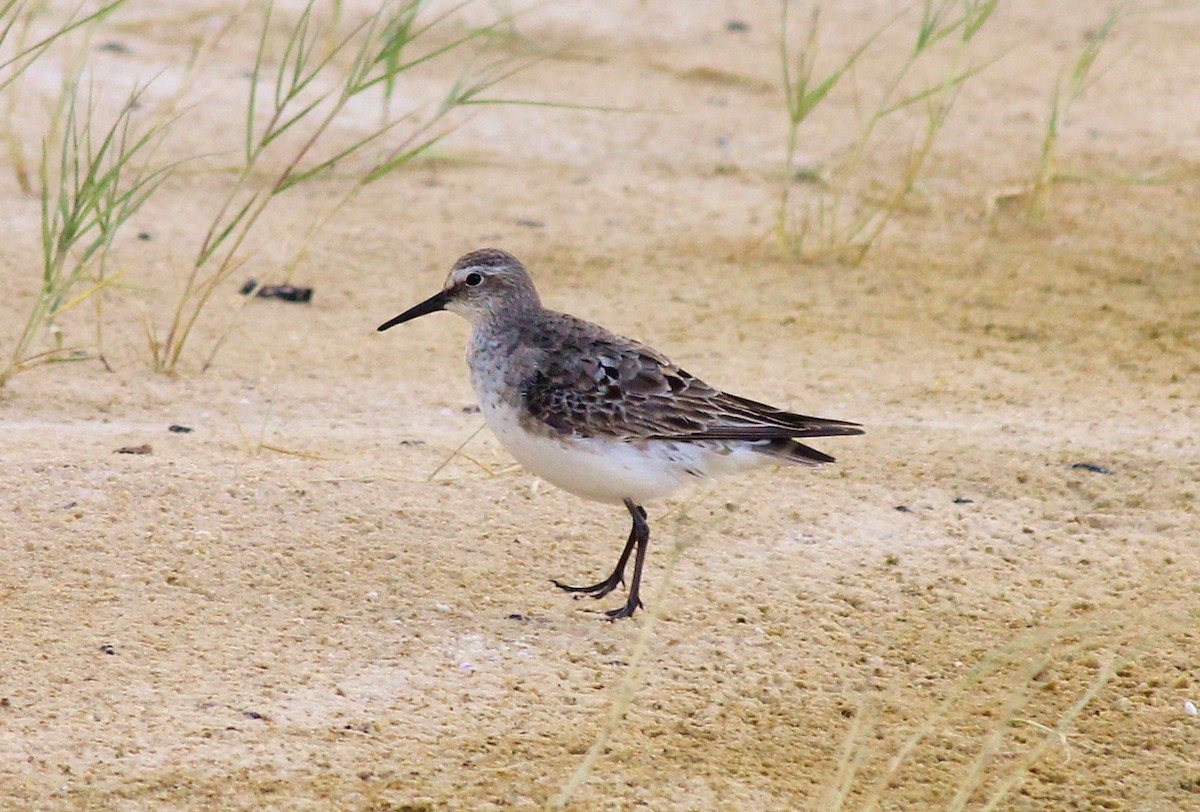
[378, 249, 863, 619]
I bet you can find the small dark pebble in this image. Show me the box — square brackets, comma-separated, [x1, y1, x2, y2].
[254, 283, 314, 303]
[242, 711, 265, 720]
[99, 644, 117, 655]
[461, 404, 481, 414]
[60, 501, 77, 510]
[114, 444, 152, 455]
[953, 497, 974, 504]
[397, 439, 425, 446]
[137, 231, 152, 241]
[604, 660, 629, 667]
[1071, 462, 1113, 475]
[894, 505, 911, 513]
[515, 218, 545, 228]
[507, 613, 530, 622]
[98, 41, 129, 54]
[726, 20, 749, 32]
[736, 616, 747, 624]
[168, 424, 193, 434]
[239, 279, 258, 295]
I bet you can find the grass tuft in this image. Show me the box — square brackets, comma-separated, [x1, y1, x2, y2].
[1, 72, 174, 386]
[821, 619, 1131, 811]
[146, 0, 542, 374]
[776, 0, 1000, 263]
[1027, 6, 1127, 220]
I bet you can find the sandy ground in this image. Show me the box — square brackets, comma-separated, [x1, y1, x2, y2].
[2, 1, 1199, 809]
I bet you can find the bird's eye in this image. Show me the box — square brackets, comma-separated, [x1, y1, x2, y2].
[465, 272, 483, 287]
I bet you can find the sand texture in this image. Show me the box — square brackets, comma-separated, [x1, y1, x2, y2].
[1, 2, 1198, 809]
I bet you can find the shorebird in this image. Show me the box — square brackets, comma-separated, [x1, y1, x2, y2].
[378, 249, 863, 619]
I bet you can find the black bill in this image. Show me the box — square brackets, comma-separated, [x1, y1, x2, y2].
[377, 289, 451, 332]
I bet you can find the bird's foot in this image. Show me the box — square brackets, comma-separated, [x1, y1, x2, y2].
[602, 597, 644, 621]
[551, 575, 624, 600]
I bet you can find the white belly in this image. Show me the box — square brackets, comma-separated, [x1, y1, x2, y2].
[479, 400, 768, 505]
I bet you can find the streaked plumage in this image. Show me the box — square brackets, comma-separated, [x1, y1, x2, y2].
[378, 248, 863, 619]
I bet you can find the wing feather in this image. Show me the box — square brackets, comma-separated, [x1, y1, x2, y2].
[518, 312, 863, 450]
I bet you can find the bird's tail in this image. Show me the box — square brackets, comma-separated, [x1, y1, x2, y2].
[753, 437, 839, 466]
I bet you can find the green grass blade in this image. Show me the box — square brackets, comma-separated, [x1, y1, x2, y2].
[0, 0, 126, 91]
[360, 128, 448, 184]
[963, 0, 1000, 42]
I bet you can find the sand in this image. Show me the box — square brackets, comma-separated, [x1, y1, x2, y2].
[1, 1, 1198, 809]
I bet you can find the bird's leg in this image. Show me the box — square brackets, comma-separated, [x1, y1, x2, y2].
[551, 505, 645, 600]
[604, 500, 649, 620]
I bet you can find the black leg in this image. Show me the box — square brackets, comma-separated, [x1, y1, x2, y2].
[551, 503, 649, 613]
[604, 500, 649, 620]
[552, 523, 636, 599]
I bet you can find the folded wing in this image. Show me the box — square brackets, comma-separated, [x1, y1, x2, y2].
[519, 313, 863, 464]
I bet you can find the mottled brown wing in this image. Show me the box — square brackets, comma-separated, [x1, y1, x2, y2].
[519, 313, 863, 444]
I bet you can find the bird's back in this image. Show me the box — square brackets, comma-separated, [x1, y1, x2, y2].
[487, 308, 863, 465]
